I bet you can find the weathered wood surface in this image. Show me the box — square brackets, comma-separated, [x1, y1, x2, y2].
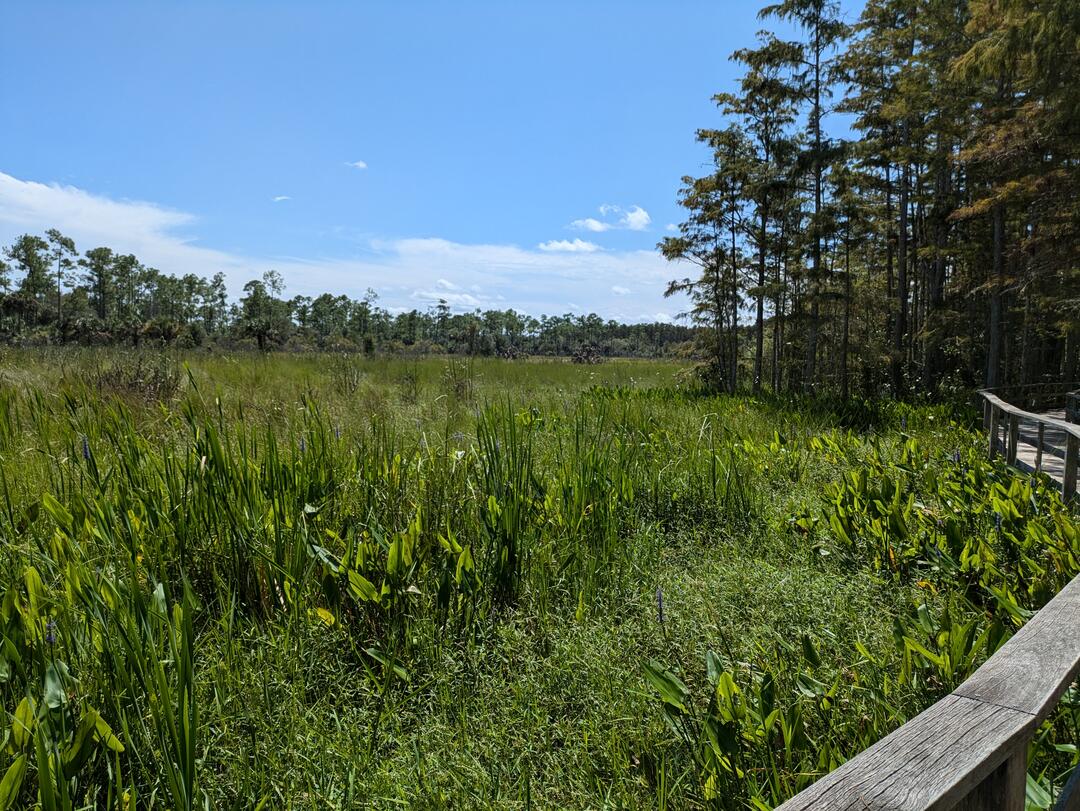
[775, 696, 1032, 810]
[979, 393, 1080, 440]
[775, 574, 1080, 811]
[953, 574, 1080, 715]
[982, 392, 1079, 495]
[1011, 408, 1071, 485]
[951, 749, 1025, 811]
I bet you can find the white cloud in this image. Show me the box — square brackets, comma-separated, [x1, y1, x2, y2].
[612, 285, 631, 295]
[665, 223, 678, 232]
[569, 218, 611, 233]
[0, 171, 681, 322]
[538, 238, 601, 253]
[345, 160, 368, 170]
[571, 204, 651, 233]
[272, 195, 291, 202]
[621, 206, 651, 231]
[412, 289, 486, 308]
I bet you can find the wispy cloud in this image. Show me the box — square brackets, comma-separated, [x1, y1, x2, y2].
[665, 223, 678, 232]
[345, 160, 368, 170]
[272, 195, 291, 202]
[571, 217, 611, 233]
[538, 238, 601, 253]
[0, 171, 678, 322]
[612, 285, 631, 295]
[571, 204, 652, 233]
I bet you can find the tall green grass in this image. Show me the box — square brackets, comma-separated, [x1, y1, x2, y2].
[0, 349, 1074, 808]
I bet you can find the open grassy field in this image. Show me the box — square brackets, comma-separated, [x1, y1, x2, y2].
[0, 350, 1076, 809]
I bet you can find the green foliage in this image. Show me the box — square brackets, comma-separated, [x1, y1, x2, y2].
[0, 350, 1075, 807]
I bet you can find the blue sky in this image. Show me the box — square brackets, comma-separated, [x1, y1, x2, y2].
[1, 0, 862, 322]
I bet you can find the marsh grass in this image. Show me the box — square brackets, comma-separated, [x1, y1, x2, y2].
[0, 350, 1074, 808]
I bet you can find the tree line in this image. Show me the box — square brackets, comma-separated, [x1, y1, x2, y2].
[0, 231, 690, 357]
[662, 0, 1080, 396]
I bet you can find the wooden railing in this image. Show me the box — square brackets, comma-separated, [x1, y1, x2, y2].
[986, 381, 1080, 414]
[979, 389, 1080, 498]
[1067, 390, 1080, 425]
[776, 573, 1080, 810]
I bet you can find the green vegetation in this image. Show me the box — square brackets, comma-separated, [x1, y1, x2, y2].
[0, 350, 1076, 809]
[664, 0, 1080, 395]
[0, 239, 691, 358]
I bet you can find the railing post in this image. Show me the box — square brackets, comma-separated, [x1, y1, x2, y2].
[988, 405, 999, 460]
[1065, 434, 1078, 500]
[952, 746, 1026, 811]
[1036, 422, 1044, 472]
[1007, 415, 1019, 465]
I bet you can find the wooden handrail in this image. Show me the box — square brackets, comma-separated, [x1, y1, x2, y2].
[978, 389, 1080, 499]
[978, 391, 1080, 440]
[776, 573, 1080, 810]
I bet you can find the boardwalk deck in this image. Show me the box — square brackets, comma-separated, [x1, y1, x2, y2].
[1008, 408, 1072, 490]
[984, 393, 1080, 498]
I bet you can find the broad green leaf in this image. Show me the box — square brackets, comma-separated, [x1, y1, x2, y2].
[94, 714, 124, 753]
[347, 570, 379, 603]
[11, 698, 33, 750]
[0, 754, 26, 810]
[795, 672, 828, 698]
[62, 710, 100, 779]
[1025, 772, 1052, 809]
[643, 661, 689, 713]
[44, 661, 69, 710]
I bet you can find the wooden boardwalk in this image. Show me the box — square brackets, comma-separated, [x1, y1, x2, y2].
[1006, 408, 1073, 491]
[983, 391, 1080, 498]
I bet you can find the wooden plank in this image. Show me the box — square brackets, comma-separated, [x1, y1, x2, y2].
[774, 695, 1035, 811]
[1015, 415, 1070, 486]
[1065, 435, 1078, 499]
[979, 391, 1080, 441]
[1036, 422, 1044, 471]
[951, 748, 1025, 811]
[952, 574, 1080, 719]
[1007, 414, 1019, 465]
[989, 405, 999, 460]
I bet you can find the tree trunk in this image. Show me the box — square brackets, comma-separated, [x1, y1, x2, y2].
[892, 149, 910, 397]
[755, 206, 767, 393]
[841, 233, 851, 401]
[985, 203, 1005, 389]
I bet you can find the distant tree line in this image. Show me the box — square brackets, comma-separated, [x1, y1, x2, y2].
[663, 0, 1080, 396]
[0, 232, 690, 357]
